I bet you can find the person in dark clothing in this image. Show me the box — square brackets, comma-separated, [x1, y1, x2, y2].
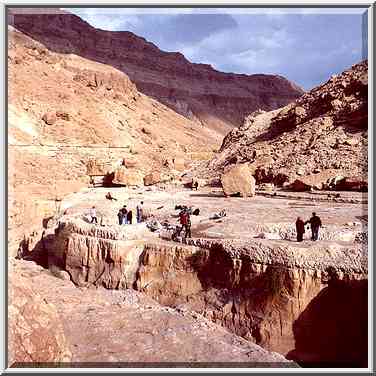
[296, 217, 305, 242]
[120, 206, 128, 225]
[305, 212, 322, 241]
[117, 209, 123, 225]
[127, 209, 133, 225]
[136, 201, 144, 223]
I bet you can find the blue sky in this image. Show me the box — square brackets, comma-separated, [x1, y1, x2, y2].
[69, 8, 367, 90]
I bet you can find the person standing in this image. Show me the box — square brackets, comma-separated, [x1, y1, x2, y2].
[90, 206, 98, 224]
[178, 209, 191, 239]
[127, 209, 133, 225]
[117, 209, 123, 225]
[136, 201, 144, 223]
[305, 212, 322, 241]
[295, 217, 305, 242]
[120, 205, 128, 225]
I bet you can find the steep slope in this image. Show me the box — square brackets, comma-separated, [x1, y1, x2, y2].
[199, 61, 368, 189]
[9, 9, 304, 135]
[8, 25, 217, 255]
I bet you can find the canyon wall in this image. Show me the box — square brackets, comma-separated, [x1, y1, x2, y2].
[45, 219, 368, 367]
[8, 24, 217, 256]
[10, 10, 303, 135]
[199, 61, 368, 190]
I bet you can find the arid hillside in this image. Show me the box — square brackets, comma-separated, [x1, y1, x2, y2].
[199, 60, 368, 190]
[9, 10, 303, 135]
[8, 25, 217, 255]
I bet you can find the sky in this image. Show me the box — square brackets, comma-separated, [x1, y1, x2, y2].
[69, 8, 368, 90]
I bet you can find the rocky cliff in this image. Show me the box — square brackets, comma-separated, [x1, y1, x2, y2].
[136, 239, 367, 367]
[9, 10, 303, 135]
[8, 24, 217, 256]
[9, 259, 294, 366]
[44, 216, 367, 367]
[199, 61, 368, 190]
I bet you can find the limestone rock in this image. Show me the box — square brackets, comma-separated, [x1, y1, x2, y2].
[47, 219, 148, 288]
[42, 111, 57, 125]
[144, 171, 161, 186]
[8, 270, 72, 365]
[221, 164, 256, 197]
[336, 176, 368, 191]
[10, 259, 295, 365]
[86, 159, 108, 176]
[113, 166, 144, 186]
[122, 158, 138, 168]
[11, 12, 303, 135]
[290, 179, 311, 192]
[56, 110, 70, 121]
[202, 61, 368, 187]
[173, 157, 185, 172]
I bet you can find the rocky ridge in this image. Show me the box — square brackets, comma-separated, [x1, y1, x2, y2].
[10, 9, 303, 135]
[8, 24, 217, 256]
[199, 61, 368, 189]
[39, 214, 367, 366]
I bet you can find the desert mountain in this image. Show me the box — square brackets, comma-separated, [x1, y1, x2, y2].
[8, 24, 217, 253]
[200, 60, 368, 190]
[9, 10, 304, 135]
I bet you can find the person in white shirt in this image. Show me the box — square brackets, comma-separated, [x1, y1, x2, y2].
[90, 206, 98, 224]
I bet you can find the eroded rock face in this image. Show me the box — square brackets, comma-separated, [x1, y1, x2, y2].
[41, 211, 367, 366]
[144, 171, 161, 186]
[10, 11, 303, 135]
[86, 159, 109, 176]
[201, 61, 368, 189]
[9, 258, 295, 366]
[221, 164, 256, 197]
[113, 166, 144, 187]
[41, 111, 57, 125]
[8, 262, 72, 365]
[47, 219, 147, 288]
[134, 239, 367, 366]
[287, 278, 368, 367]
[8, 24, 218, 257]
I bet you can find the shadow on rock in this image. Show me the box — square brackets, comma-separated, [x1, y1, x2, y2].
[286, 278, 368, 368]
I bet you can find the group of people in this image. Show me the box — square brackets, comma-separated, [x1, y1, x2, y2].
[296, 212, 322, 242]
[117, 201, 144, 225]
[92, 192, 322, 243]
[88, 197, 144, 226]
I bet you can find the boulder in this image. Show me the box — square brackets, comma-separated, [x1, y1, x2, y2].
[221, 164, 256, 197]
[86, 159, 108, 176]
[42, 111, 57, 125]
[294, 106, 306, 118]
[141, 127, 152, 135]
[144, 172, 161, 186]
[173, 158, 185, 171]
[56, 111, 70, 121]
[290, 179, 311, 192]
[258, 183, 275, 192]
[113, 166, 144, 186]
[122, 158, 138, 168]
[336, 176, 368, 192]
[8, 272, 72, 365]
